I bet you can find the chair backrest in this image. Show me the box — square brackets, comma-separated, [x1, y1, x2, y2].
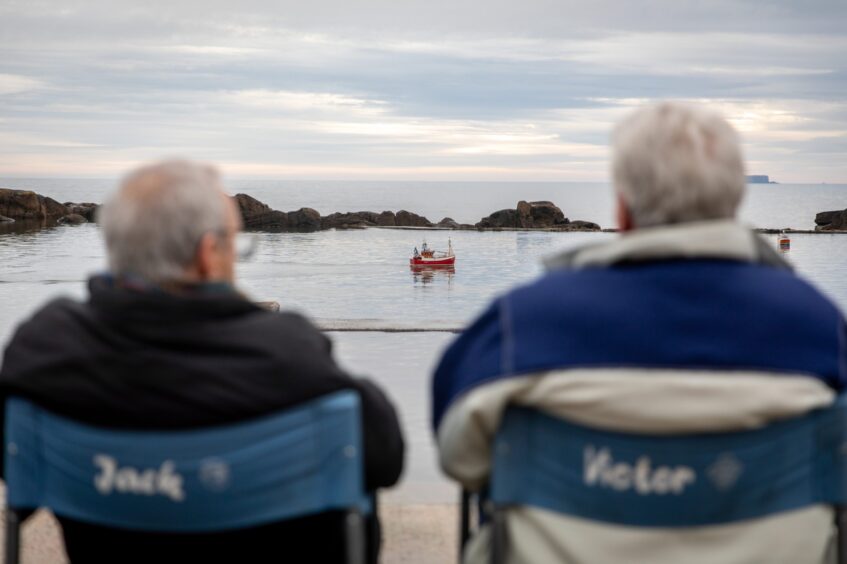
[4, 390, 369, 532]
[491, 394, 847, 528]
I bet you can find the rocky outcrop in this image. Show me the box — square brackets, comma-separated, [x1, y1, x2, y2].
[0, 189, 43, 220]
[234, 193, 290, 229]
[395, 210, 433, 227]
[320, 209, 433, 229]
[476, 201, 572, 229]
[43, 196, 68, 218]
[815, 209, 847, 231]
[476, 208, 519, 229]
[520, 200, 568, 228]
[57, 214, 87, 225]
[288, 207, 322, 231]
[65, 202, 99, 222]
[0, 215, 13, 223]
[557, 220, 601, 231]
[234, 193, 321, 232]
[322, 211, 380, 229]
[0, 188, 70, 221]
[2, 189, 602, 233]
[377, 211, 396, 226]
[316, 200, 589, 231]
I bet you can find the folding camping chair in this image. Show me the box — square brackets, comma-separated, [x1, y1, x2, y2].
[4, 390, 370, 564]
[461, 395, 847, 563]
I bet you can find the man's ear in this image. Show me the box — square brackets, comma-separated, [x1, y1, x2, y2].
[193, 232, 217, 279]
[616, 194, 635, 232]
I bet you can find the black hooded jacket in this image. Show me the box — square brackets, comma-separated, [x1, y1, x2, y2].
[0, 276, 405, 562]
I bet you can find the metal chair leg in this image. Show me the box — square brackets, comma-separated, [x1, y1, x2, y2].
[491, 507, 507, 564]
[345, 509, 366, 564]
[836, 506, 847, 564]
[460, 489, 472, 559]
[5, 509, 21, 564]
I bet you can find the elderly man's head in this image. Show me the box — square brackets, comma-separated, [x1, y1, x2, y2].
[99, 160, 241, 284]
[612, 102, 746, 231]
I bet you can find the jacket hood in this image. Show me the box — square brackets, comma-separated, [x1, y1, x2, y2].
[543, 220, 790, 271]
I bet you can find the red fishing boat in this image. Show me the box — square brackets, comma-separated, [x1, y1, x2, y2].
[410, 239, 456, 266]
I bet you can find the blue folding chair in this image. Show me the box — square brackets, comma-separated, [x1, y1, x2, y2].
[4, 390, 370, 564]
[461, 395, 847, 564]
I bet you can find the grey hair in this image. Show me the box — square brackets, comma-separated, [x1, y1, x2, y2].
[612, 101, 746, 228]
[98, 160, 228, 283]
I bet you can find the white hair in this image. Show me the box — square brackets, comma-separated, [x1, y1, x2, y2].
[612, 101, 746, 228]
[98, 160, 228, 283]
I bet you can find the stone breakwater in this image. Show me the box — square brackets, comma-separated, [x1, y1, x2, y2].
[0, 188, 602, 232]
[234, 193, 601, 232]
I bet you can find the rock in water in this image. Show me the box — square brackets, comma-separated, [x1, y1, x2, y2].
[524, 200, 569, 228]
[57, 214, 87, 225]
[0, 189, 42, 219]
[476, 208, 519, 228]
[377, 211, 396, 226]
[42, 196, 69, 218]
[322, 211, 376, 229]
[234, 193, 291, 230]
[65, 202, 100, 222]
[476, 201, 569, 228]
[437, 217, 460, 228]
[0, 188, 69, 220]
[287, 208, 322, 231]
[0, 215, 14, 223]
[395, 210, 433, 227]
[815, 209, 847, 231]
[559, 220, 601, 231]
[322, 209, 433, 229]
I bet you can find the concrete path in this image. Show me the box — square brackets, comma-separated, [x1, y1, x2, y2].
[382, 504, 459, 563]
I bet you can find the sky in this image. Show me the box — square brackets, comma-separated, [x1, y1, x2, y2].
[1, 0, 846, 182]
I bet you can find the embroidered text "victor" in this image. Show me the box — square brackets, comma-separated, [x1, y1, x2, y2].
[584, 445, 696, 495]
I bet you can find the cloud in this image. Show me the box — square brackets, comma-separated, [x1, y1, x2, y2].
[0, 74, 44, 95]
[0, 1, 844, 181]
[225, 89, 388, 116]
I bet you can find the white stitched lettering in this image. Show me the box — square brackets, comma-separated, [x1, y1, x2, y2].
[583, 445, 696, 495]
[93, 455, 185, 502]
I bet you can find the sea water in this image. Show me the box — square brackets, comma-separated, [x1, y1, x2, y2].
[0, 180, 845, 503]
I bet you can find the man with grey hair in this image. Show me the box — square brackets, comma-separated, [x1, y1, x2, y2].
[432, 102, 846, 563]
[0, 160, 404, 563]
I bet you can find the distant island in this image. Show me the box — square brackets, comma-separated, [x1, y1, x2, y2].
[746, 175, 777, 184]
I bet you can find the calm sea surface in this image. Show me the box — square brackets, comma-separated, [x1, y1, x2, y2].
[0, 180, 845, 503]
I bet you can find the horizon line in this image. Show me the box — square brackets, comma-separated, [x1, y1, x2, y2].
[1, 176, 844, 185]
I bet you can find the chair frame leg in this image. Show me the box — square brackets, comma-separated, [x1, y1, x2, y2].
[460, 489, 472, 559]
[345, 509, 366, 564]
[5, 509, 21, 564]
[491, 506, 507, 564]
[836, 505, 847, 564]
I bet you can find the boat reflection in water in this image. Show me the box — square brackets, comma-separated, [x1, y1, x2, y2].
[410, 264, 455, 285]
